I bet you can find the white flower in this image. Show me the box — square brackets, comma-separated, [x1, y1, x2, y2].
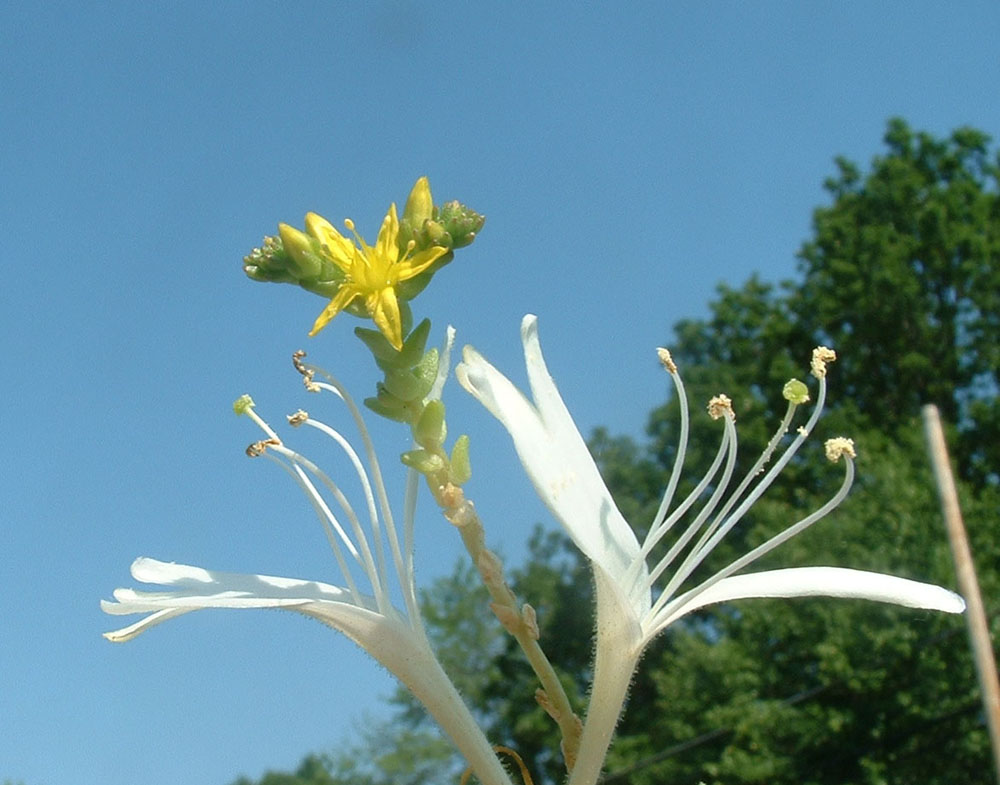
[103, 347, 515, 785]
[456, 314, 965, 785]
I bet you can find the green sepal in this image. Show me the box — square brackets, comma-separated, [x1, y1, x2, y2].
[414, 399, 447, 449]
[395, 318, 432, 368]
[400, 448, 445, 475]
[356, 326, 404, 364]
[364, 392, 417, 424]
[382, 348, 438, 402]
[384, 366, 429, 402]
[356, 318, 432, 371]
[449, 434, 472, 486]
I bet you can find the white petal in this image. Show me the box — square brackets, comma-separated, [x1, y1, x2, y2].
[103, 559, 516, 785]
[652, 566, 965, 635]
[102, 559, 382, 641]
[456, 316, 646, 615]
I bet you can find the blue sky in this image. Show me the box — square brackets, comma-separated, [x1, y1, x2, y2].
[2, 3, 998, 784]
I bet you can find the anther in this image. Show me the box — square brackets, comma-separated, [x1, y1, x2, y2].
[657, 347, 677, 373]
[246, 437, 281, 457]
[292, 350, 319, 392]
[824, 437, 856, 462]
[707, 394, 734, 420]
[811, 346, 837, 379]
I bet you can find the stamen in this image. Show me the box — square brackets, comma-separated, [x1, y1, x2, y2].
[656, 347, 677, 373]
[825, 437, 856, 461]
[256, 450, 365, 607]
[292, 350, 319, 392]
[811, 346, 837, 379]
[642, 354, 690, 546]
[269, 442, 390, 612]
[707, 394, 734, 420]
[246, 438, 280, 457]
[304, 362, 422, 625]
[644, 414, 738, 606]
[647, 451, 856, 641]
[300, 416, 388, 599]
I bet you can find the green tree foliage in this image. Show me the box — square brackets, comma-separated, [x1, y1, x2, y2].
[230, 119, 999, 785]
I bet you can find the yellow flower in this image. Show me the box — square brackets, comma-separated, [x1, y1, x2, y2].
[287, 202, 448, 350]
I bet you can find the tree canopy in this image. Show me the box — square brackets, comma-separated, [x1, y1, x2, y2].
[229, 119, 999, 785]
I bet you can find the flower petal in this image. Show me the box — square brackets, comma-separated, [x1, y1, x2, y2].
[456, 316, 647, 616]
[371, 286, 405, 350]
[101, 558, 517, 785]
[395, 244, 449, 282]
[310, 284, 360, 336]
[305, 212, 355, 270]
[102, 558, 379, 641]
[651, 566, 966, 635]
[375, 203, 401, 262]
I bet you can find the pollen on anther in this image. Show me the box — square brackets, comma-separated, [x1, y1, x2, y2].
[246, 437, 280, 458]
[811, 346, 837, 379]
[707, 394, 734, 420]
[825, 437, 856, 462]
[657, 347, 677, 373]
[287, 410, 308, 427]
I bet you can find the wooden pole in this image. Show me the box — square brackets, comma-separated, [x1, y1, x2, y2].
[922, 404, 1000, 783]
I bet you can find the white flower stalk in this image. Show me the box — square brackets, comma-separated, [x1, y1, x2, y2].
[104, 353, 514, 785]
[456, 314, 965, 785]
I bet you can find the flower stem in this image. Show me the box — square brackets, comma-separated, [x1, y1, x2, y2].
[437, 482, 583, 772]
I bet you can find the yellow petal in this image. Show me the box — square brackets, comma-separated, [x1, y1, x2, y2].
[309, 285, 360, 337]
[371, 286, 404, 350]
[395, 244, 450, 282]
[375, 204, 400, 264]
[305, 212, 354, 270]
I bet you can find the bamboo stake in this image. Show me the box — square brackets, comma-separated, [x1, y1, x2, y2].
[922, 404, 1000, 783]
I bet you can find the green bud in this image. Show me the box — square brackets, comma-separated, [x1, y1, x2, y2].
[436, 200, 485, 249]
[449, 435, 472, 486]
[401, 448, 446, 475]
[277, 223, 325, 280]
[782, 378, 810, 405]
[415, 400, 447, 449]
[243, 236, 299, 284]
[402, 177, 434, 228]
[233, 394, 255, 415]
[244, 231, 346, 301]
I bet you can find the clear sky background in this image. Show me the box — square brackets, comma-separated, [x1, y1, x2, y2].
[2, 3, 999, 784]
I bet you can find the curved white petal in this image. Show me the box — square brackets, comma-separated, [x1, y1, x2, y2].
[456, 315, 647, 616]
[102, 558, 515, 785]
[651, 566, 966, 636]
